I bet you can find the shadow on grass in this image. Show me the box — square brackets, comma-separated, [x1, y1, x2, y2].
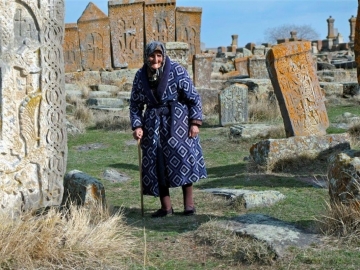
[108, 162, 139, 171]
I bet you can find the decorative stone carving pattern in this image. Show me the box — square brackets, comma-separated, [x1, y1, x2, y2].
[219, 83, 248, 126]
[109, 0, 144, 69]
[0, 0, 67, 216]
[266, 41, 329, 137]
[64, 23, 82, 72]
[145, 0, 175, 45]
[77, 2, 111, 71]
[175, 7, 202, 63]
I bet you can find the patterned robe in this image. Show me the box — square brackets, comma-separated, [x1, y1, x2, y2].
[130, 56, 207, 196]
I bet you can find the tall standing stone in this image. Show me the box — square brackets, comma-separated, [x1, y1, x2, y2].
[266, 41, 329, 137]
[108, 0, 145, 69]
[219, 84, 248, 126]
[175, 7, 202, 63]
[145, 0, 175, 45]
[78, 2, 111, 71]
[0, 0, 67, 215]
[349, 15, 356, 43]
[64, 23, 82, 72]
[355, 3, 360, 84]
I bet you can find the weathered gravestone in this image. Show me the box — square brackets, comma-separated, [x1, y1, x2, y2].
[266, 41, 329, 137]
[108, 0, 144, 69]
[78, 2, 112, 71]
[165, 42, 189, 69]
[0, 0, 67, 215]
[64, 23, 82, 72]
[248, 56, 269, 79]
[193, 53, 214, 88]
[219, 83, 248, 126]
[144, 0, 175, 44]
[175, 7, 202, 63]
[234, 57, 249, 76]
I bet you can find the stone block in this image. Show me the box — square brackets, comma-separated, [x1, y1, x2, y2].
[108, 0, 144, 69]
[219, 83, 248, 126]
[328, 150, 360, 209]
[86, 98, 125, 108]
[175, 7, 202, 63]
[248, 56, 269, 79]
[228, 78, 274, 101]
[0, 0, 67, 216]
[266, 41, 329, 137]
[234, 57, 249, 76]
[62, 170, 106, 208]
[192, 53, 214, 88]
[78, 2, 112, 71]
[319, 82, 343, 97]
[65, 71, 101, 85]
[64, 23, 82, 72]
[249, 133, 351, 172]
[165, 42, 189, 68]
[144, 0, 175, 44]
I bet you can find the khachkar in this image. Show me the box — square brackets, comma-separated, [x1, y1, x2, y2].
[0, 0, 67, 215]
[109, 0, 144, 69]
[145, 0, 176, 44]
[266, 41, 329, 137]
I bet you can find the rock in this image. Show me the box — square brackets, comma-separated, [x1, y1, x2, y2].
[102, 169, 130, 183]
[203, 188, 285, 209]
[216, 214, 321, 257]
[62, 170, 106, 208]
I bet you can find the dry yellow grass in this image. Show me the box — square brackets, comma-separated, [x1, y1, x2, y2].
[0, 204, 137, 269]
[248, 97, 282, 123]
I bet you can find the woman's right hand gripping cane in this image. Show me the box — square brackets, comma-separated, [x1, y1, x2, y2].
[133, 127, 143, 140]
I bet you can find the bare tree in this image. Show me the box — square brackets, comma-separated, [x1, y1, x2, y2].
[264, 24, 320, 44]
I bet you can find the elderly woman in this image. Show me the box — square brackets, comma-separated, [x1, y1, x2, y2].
[129, 41, 207, 217]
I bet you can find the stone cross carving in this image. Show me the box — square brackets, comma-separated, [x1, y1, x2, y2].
[266, 41, 329, 137]
[0, 0, 67, 216]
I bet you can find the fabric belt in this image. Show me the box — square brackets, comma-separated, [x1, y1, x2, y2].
[148, 102, 177, 137]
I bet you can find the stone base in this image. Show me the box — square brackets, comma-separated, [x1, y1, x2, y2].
[249, 133, 351, 172]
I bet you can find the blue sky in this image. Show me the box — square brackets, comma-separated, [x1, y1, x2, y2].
[65, 0, 358, 48]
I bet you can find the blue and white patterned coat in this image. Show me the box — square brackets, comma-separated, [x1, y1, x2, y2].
[130, 56, 207, 196]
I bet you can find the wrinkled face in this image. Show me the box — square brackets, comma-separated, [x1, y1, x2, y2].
[147, 50, 163, 70]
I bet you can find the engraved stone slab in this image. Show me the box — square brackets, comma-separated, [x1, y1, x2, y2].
[248, 56, 269, 79]
[219, 83, 248, 126]
[109, 0, 144, 69]
[266, 41, 329, 137]
[145, 0, 175, 44]
[0, 0, 67, 216]
[78, 2, 112, 71]
[165, 42, 189, 68]
[192, 53, 214, 88]
[234, 57, 249, 76]
[175, 7, 202, 63]
[64, 23, 82, 72]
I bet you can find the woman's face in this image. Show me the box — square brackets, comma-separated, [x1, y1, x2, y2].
[147, 50, 163, 70]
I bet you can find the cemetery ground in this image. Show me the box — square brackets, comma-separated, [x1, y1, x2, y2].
[65, 97, 360, 269]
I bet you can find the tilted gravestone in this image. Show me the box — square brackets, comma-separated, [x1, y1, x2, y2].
[248, 56, 269, 79]
[144, 0, 175, 45]
[192, 53, 214, 88]
[175, 7, 202, 63]
[77, 2, 112, 71]
[108, 0, 144, 69]
[219, 83, 248, 126]
[266, 41, 329, 137]
[64, 23, 82, 72]
[0, 0, 67, 215]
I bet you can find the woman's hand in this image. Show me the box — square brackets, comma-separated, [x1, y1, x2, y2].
[189, 125, 199, 138]
[133, 127, 143, 140]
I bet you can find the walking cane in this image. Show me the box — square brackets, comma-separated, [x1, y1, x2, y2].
[138, 139, 144, 217]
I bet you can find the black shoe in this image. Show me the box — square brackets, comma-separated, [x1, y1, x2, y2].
[151, 208, 174, 218]
[183, 207, 196, 216]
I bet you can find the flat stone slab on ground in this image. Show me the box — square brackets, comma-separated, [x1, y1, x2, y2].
[102, 169, 130, 183]
[230, 123, 284, 139]
[203, 188, 285, 209]
[216, 213, 321, 257]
